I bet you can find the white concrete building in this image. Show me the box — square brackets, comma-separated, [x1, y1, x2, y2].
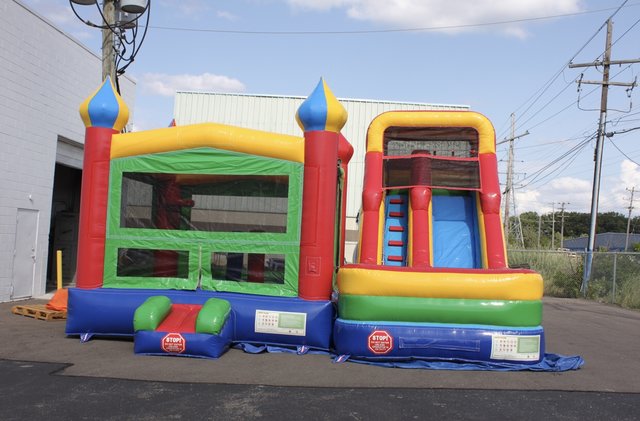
[0, 0, 135, 301]
[174, 91, 468, 261]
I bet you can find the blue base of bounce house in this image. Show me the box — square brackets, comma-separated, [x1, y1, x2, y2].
[66, 288, 585, 370]
[333, 318, 546, 364]
[66, 288, 334, 350]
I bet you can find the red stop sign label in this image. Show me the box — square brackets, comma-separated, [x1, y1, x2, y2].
[161, 333, 186, 354]
[368, 330, 393, 354]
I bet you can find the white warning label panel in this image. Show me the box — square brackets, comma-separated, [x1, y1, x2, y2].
[254, 310, 307, 337]
[490, 334, 541, 361]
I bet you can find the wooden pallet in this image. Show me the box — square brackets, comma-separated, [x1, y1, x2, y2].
[11, 304, 66, 321]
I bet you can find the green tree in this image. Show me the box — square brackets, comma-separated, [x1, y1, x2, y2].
[508, 211, 637, 250]
[597, 212, 627, 233]
[561, 212, 589, 238]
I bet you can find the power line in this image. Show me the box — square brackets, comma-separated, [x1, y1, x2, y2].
[497, 16, 609, 138]
[557, 157, 629, 178]
[497, 0, 636, 139]
[502, 114, 529, 243]
[609, 110, 640, 126]
[518, 59, 635, 134]
[590, 15, 640, 64]
[551, 146, 640, 179]
[517, 133, 595, 189]
[498, 123, 600, 184]
[608, 136, 640, 166]
[502, 63, 635, 176]
[149, 4, 640, 36]
[607, 126, 640, 136]
[521, 143, 589, 189]
[519, 84, 598, 132]
[511, 134, 593, 151]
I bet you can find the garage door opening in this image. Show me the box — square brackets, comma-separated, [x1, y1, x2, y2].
[47, 163, 82, 292]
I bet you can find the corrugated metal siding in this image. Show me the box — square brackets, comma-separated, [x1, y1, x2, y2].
[174, 92, 469, 219]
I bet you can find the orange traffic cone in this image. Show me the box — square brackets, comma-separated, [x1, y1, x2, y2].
[46, 288, 68, 312]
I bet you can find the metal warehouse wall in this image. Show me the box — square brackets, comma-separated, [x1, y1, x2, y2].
[0, 1, 135, 301]
[174, 91, 469, 225]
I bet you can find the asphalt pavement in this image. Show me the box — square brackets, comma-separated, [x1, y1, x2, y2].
[1, 296, 639, 419]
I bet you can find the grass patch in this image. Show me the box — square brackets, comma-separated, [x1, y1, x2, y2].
[508, 250, 640, 310]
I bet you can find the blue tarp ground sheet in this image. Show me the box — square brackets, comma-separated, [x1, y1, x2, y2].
[234, 344, 584, 372]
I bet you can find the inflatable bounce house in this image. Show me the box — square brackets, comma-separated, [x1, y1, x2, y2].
[66, 77, 580, 369]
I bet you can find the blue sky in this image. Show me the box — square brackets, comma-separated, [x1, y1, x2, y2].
[22, 0, 640, 217]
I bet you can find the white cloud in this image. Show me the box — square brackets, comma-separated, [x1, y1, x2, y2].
[155, 1, 238, 21]
[514, 159, 640, 216]
[515, 176, 591, 214]
[287, 0, 351, 11]
[141, 73, 246, 96]
[286, 0, 582, 36]
[620, 159, 640, 186]
[217, 11, 238, 21]
[515, 188, 543, 213]
[604, 159, 640, 211]
[158, 0, 212, 16]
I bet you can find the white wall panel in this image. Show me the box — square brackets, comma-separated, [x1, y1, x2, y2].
[0, 1, 136, 301]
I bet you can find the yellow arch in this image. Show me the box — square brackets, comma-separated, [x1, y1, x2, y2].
[366, 111, 496, 155]
[338, 266, 543, 300]
[111, 123, 305, 163]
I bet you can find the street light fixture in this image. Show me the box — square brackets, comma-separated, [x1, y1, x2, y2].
[69, 0, 151, 91]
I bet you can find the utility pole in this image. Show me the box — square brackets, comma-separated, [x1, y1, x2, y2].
[514, 211, 525, 248]
[558, 202, 569, 249]
[625, 187, 636, 251]
[503, 114, 515, 243]
[569, 18, 640, 294]
[501, 114, 529, 243]
[550, 203, 556, 250]
[101, 0, 116, 82]
[537, 213, 542, 249]
[71, 0, 150, 84]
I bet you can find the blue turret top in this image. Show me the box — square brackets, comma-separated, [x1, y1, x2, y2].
[296, 78, 347, 133]
[79, 76, 129, 131]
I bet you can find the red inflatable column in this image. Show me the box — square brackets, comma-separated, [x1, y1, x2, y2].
[479, 153, 507, 269]
[359, 152, 383, 264]
[337, 134, 354, 266]
[410, 187, 432, 268]
[76, 77, 129, 289]
[409, 152, 432, 268]
[296, 79, 348, 300]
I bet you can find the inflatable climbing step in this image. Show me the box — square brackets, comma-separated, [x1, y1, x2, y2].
[383, 194, 409, 266]
[133, 296, 233, 359]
